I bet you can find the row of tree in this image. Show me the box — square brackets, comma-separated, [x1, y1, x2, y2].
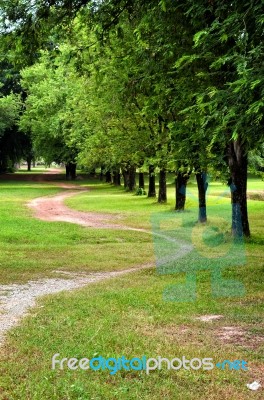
[0, 0, 263, 237]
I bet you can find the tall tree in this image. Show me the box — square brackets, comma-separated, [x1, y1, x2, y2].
[176, 0, 264, 236]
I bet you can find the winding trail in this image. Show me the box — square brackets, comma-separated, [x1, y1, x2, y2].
[0, 265, 153, 346]
[27, 183, 193, 258]
[28, 183, 146, 231]
[0, 181, 193, 346]
[0, 182, 155, 345]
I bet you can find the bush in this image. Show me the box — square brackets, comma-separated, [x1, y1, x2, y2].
[135, 187, 146, 196]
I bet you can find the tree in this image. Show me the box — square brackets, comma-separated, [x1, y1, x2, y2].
[175, 0, 264, 236]
[0, 92, 21, 172]
[19, 49, 79, 179]
[0, 42, 34, 173]
[0, 92, 20, 135]
[249, 144, 264, 177]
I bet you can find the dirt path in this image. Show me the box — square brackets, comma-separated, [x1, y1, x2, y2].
[0, 183, 156, 346]
[0, 182, 192, 346]
[27, 184, 146, 230]
[0, 264, 153, 346]
[43, 167, 64, 174]
[27, 184, 195, 258]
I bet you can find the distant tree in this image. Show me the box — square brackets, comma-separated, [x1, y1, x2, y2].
[19, 49, 79, 179]
[0, 92, 21, 172]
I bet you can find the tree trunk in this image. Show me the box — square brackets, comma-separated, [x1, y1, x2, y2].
[66, 162, 76, 180]
[27, 157, 31, 171]
[138, 172, 145, 189]
[196, 172, 208, 222]
[32, 158, 36, 168]
[100, 166, 104, 181]
[113, 169, 121, 186]
[0, 156, 8, 173]
[105, 170, 112, 183]
[122, 167, 129, 189]
[122, 165, 135, 191]
[175, 171, 190, 210]
[128, 165, 136, 191]
[148, 165, 156, 197]
[70, 163, 76, 180]
[66, 164, 70, 180]
[158, 168, 167, 203]
[227, 140, 250, 237]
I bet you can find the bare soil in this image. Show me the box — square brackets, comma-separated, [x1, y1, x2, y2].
[27, 183, 149, 231]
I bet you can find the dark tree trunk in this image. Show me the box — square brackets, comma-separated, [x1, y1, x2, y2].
[196, 172, 208, 222]
[113, 169, 121, 186]
[27, 157, 31, 171]
[175, 171, 190, 210]
[100, 166, 104, 181]
[148, 165, 156, 197]
[66, 164, 70, 180]
[105, 170, 112, 183]
[70, 163, 76, 180]
[158, 168, 167, 203]
[128, 165, 136, 191]
[66, 162, 76, 180]
[122, 165, 135, 191]
[0, 156, 8, 173]
[122, 167, 129, 189]
[227, 140, 250, 237]
[138, 172, 145, 189]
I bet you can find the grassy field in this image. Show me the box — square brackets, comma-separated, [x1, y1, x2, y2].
[0, 180, 153, 284]
[0, 175, 263, 399]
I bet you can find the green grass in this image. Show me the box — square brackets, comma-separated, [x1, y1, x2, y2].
[1, 270, 263, 399]
[66, 175, 264, 232]
[0, 176, 263, 399]
[0, 180, 153, 284]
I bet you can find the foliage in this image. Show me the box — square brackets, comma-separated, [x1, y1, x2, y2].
[0, 92, 21, 136]
[177, 0, 264, 151]
[135, 187, 146, 196]
[249, 143, 264, 178]
[1, 0, 263, 233]
[19, 48, 80, 165]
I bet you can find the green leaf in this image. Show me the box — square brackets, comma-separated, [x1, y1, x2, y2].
[250, 79, 262, 90]
[159, 0, 166, 12]
[193, 30, 208, 47]
[220, 33, 228, 43]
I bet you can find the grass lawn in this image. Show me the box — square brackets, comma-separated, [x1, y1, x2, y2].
[0, 180, 153, 284]
[0, 176, 263, 399]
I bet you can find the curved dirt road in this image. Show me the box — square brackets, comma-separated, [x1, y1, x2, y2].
[0, 183, 155, 346]
[0, 182, 193, 346]
[28, 184, 136, 230]
[28, 182, 183, 234]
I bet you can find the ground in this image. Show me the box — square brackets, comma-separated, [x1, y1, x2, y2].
[0, 169, 263, 400]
